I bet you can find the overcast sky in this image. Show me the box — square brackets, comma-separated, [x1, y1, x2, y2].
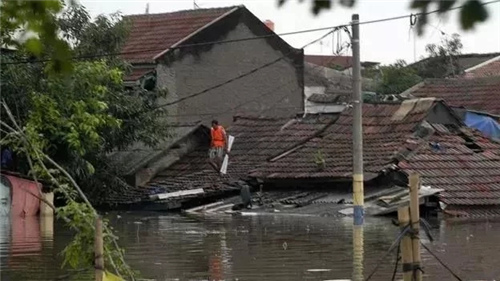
[79, 0, 500, 64]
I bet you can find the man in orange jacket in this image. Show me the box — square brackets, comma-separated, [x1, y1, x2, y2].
[209, 119, 227, 171]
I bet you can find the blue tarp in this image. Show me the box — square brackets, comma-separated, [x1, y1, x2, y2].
[464, 111, 500, 139]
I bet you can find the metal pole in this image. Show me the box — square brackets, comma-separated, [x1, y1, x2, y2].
[351, 14, 364, 225]
[351, 14, 364, 281]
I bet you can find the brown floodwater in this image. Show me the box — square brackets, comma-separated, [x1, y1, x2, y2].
[1, 212, 500, 281]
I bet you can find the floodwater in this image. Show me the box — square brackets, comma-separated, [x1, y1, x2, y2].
[1, 212, 500, 281]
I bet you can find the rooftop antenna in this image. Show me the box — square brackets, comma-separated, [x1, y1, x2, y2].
[145, 3, 149, 14]
[194, 0, 200, 9]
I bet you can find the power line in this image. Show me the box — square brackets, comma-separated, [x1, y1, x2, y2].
[145, 28, 339, 111]
[160, 51, 348, 119]
[2, 0, 499, 66]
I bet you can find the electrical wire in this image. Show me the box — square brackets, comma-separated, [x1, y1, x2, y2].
[2, 0, 499, 65]
[156, 44, 349, 120]
[143, 28, 338, 111]
[420, 242, 464, 281]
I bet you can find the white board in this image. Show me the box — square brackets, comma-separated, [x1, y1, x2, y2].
[152, 188, 205, 200]
[220, 135, 235, 174]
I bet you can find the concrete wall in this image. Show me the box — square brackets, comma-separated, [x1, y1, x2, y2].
[156, 21, 303, 126]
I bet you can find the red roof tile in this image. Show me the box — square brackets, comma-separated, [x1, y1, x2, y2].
[121, 6, 238, 63]
[251, 99, 500, 210]
[401, 128, 500, 206]
[464, 57, 500, 78]
[145, 114, 339, 193]
[408, 77, 500, 115]
[251, 100, 436, 179]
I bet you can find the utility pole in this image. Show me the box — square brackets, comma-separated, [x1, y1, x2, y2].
[351, 14, 364, 225]
[351, 14, 364, 281]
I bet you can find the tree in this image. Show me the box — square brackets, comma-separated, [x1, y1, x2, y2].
[1, 3, 168, 279]
[278, 0, 491, 34]
[0, 0, 73, 72]
[376, 60, 422, 95]
[1, 3, 168, 203]
[414, 33, 464, 78]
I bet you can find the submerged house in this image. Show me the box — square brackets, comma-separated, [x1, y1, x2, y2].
[109, 6, 305, 188]
[250, 98, 500, 218]
[107, 98, 500, 218]
[402, 76, 500, 139]
[106, 113, 340, 210]
[121, 6, 304, 125]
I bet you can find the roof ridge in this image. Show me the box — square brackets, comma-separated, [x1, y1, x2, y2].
[123, 5, 241, 18]
[233, 114, 292, 121]
[423, 76, 500, 83]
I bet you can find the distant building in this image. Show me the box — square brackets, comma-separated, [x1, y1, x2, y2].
[304, 54, 380, 75]
[251, 99, 500, 218]
[409, 52, 500, 78]
[463, 54, 500, 78]
[401, 76, 500, 139]
[302, 60, 378, 115]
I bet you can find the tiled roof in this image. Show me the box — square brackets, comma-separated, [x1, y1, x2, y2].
[464, 56, 500, 78]
[400, 127, 500, 206]
[304, 55, 379, 70]
[121, 6, 239, 63]
[251, 99, 437, 179]
[251, 99, 500, 211]
[305, 55, 354, 70]
[307, 91, 353, 104]
[144, 114, 339, 194]
[408, 77, 500, 115]
[307, 93, 341, 104]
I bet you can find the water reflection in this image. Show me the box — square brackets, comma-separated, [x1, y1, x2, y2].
[1, 213, 500, 281]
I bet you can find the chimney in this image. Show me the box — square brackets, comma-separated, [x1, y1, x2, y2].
[145, 3, 150, 14]
[264, 20, 274, 32]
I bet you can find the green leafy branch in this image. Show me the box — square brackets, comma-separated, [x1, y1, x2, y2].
[0, 101, 136, 280]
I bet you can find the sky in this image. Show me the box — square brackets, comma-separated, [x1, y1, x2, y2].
[79, 0, 500, 65]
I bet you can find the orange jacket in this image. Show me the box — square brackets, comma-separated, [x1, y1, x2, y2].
[211, 126, 226, 147]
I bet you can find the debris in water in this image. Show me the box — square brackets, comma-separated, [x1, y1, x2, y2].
[307, 269, 332, 272]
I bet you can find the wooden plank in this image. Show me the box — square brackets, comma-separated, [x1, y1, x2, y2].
[398, 206, 413, 281]
[205, 203, 234, 213]
[152, 188, 205, 200]
[185, 201, 225, 214]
